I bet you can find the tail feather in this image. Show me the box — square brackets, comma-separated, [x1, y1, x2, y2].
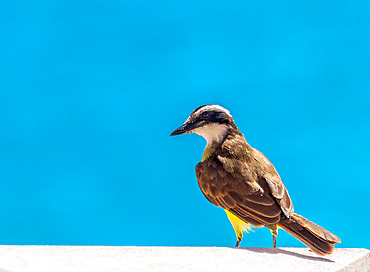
[279, 213, 341, 256]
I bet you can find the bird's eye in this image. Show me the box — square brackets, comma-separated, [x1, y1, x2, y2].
[202, 111, 210, 118]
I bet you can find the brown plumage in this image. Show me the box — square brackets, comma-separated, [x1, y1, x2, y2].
[171, 104, 341, 255]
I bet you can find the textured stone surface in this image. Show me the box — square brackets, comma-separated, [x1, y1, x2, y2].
[0, 246, 368, 272]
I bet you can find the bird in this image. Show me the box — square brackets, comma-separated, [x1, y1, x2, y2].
[170, 104, 341, 256]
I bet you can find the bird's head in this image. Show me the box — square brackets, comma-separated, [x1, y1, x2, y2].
[170, 105, 235, 145]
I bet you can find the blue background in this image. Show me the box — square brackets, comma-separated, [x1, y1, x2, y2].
[0, 1, 369, 249]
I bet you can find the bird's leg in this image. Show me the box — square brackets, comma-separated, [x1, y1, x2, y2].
[270, 228, 278, 248]
[235, 238, 241, 247]
[235, 231, 243, 247]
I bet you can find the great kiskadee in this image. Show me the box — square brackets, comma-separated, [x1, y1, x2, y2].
[170, 104, 341, 255]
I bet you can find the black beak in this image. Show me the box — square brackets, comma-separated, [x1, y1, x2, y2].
[170, 121, 198, 136]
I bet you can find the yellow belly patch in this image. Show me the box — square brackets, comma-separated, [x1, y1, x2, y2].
[225, 209, 252, 242]
[202, 143, 219, 162]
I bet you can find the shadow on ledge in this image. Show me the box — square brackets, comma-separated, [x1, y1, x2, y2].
[232, 247, 334, 263]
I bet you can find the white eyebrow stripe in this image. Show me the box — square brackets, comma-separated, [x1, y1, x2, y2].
[193, 105, 232, 118]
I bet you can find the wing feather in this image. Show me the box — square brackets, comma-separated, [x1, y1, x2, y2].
[195, 134, 294, 227]
[196, 160, 282, 226]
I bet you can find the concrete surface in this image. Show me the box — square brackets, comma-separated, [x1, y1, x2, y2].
[0, 246, 368, 272]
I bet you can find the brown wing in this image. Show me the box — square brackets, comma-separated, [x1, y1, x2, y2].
[196, 156, 282, 227]
[195, 138, 294, 227]
[252, 149, 294, 217]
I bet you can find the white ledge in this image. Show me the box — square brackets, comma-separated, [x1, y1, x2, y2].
[0, 246, 368, 272]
